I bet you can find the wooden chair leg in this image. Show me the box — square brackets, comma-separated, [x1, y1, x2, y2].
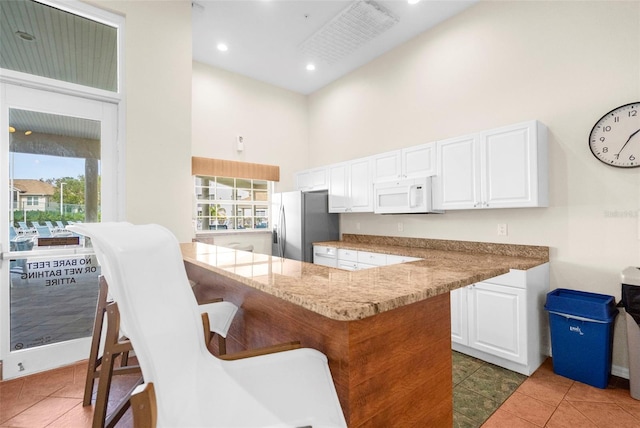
[201, 312, 211, 346]
[218, 335, 227, 355]
[83, 277, 109, 406]
[202, 312, 227, 356]
[130, 383, 157, 428]
[92, 302, 121, 428]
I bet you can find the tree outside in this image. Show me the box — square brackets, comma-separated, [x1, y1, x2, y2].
[46, 176, 85, 205]
[12, 175, 89, 224]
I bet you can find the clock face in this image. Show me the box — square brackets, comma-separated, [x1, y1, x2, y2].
[589, 102, 640, 168]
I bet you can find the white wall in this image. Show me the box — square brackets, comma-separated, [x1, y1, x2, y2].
[92, 0, 194, 242]
[307, 1, 640, 371]
[192, 62, 308, 192]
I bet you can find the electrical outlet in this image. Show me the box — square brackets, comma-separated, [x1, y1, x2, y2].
[497, 223, 508, 236]
[398, 222, 404, 232]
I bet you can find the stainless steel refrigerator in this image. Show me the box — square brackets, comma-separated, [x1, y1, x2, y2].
[271, 190, 339, 262]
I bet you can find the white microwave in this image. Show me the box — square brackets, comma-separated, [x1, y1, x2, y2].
[373, 177, 441, 214]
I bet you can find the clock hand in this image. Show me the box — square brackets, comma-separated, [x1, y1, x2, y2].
[617, 128, 640, 156]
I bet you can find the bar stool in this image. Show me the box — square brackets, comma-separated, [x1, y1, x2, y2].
[83, 277, 140, 428]
[84, 277, 238, 428]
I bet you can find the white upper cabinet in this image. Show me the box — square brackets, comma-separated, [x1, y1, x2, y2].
[434, 120, 548, 210]
[372, 142, 436, 183]
[295, 166, 328, 191]
[434, 133, 481, 210]
[480, 122, 548, 208]
[328, 162, 349, 212]
[372, 151, 401, 183]
[328, 157, 373, 213]
[349, 157, 373, 212]
[402, 142, 436, 179]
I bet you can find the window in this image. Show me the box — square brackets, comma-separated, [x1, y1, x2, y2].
[0, 0, 118, 92]
[194, 176, 270, 231]
[25, 196, 38, 206]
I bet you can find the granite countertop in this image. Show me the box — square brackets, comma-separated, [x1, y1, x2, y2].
[181, 235, 548, 322]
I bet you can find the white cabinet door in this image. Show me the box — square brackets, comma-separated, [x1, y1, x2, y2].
[372, 150, 402, 182]
[329, 158, 373, 213]
[386, 254, 421, 265]
[328, 163, 349, 213]
[337, 248, 357, 262]
[481, 121, 547, 208]
[348, 157, 373, 212]
[373, 143, 436, 183]
[467, 282, 527, 364]
[434, 134, 480, 210]
[296, 167, 328, 191]
[403, 142, 436, 178]
[295, 170, 311, 191]
[309, 167, 328, 190]
[313, 245, 337, 268]
[357, 250, 386, 266]
[338, 260, 358, 271]
[450, 287, 469, 346]
[435, 121, 547, 210]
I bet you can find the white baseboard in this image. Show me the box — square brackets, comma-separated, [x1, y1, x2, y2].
[612, 364, 630, 380]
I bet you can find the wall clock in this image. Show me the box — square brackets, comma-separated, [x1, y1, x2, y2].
[589, 102, 640, 168]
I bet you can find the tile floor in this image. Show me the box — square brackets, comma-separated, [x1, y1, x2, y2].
[453, 351, 527, 426]
[1, 352, 639, 427]
[454, 351, 640, 428]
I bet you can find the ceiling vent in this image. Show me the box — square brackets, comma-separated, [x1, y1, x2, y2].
[299, 0, 399, 65]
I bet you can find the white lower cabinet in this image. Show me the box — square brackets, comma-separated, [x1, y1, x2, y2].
[313, 245, 337, 268]
[314, 246, 421, 271]
[450, 286, 469, 345]
[468, 282, 527, 365]
[451, 263, 549, 375]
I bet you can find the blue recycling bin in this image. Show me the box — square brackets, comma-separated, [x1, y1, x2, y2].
[544, 288, 618, 388]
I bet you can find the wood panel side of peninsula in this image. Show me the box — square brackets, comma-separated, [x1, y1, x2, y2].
[186, 262, 453, 427]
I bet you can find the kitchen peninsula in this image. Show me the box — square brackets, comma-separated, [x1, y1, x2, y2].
[182, 234, 548, 427]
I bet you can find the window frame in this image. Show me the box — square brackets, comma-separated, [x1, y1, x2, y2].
[0, 0, 126, 221]
[194, 175, 271, 233]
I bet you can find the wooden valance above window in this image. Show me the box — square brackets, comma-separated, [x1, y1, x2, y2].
[192, 157, 280, 182]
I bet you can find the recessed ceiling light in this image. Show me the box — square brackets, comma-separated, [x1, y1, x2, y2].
[9, 126, 16, 133]
[306, 63, 316, 71]
[15, 30, 36, 42]
[24, 130, 32, 136]
[217, 43, 228, 52]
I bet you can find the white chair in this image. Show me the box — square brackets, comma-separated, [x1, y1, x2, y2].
[69, 222, 346, 428]
[77, 223, 239, 428]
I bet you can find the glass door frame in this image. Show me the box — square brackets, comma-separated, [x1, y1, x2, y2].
[0, 0, 125, 379]
[0, 84, 121, 380]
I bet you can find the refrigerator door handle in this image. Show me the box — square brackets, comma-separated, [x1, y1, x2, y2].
[280, 204, 286, 258]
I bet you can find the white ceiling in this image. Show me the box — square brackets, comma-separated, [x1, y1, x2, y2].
[192, 0, 478, 95]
